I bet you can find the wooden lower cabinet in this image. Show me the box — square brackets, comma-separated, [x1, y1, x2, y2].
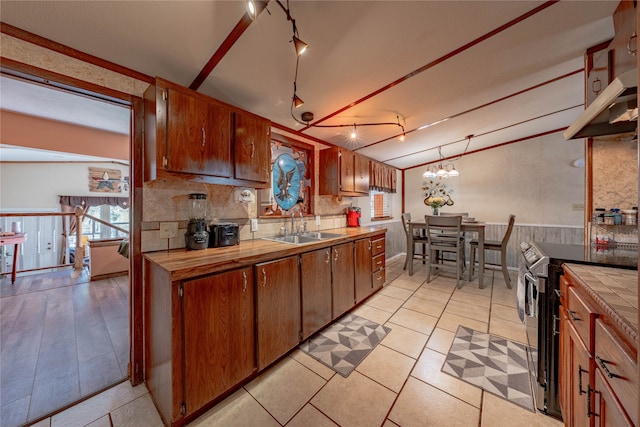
[331, 242, 355, 318]
[182, 268, 255, 416]
[354, 238, 373, 303]
[301, 248, 332, 339]
[565, 318, 592, 427]
[559, 265, 638, 427]
[255, 256, 301, 370]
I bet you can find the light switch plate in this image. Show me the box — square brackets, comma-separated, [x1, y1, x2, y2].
[572, 203, 584, 211]
[159, 222, 179, 239]
[250, 218, 258, 232]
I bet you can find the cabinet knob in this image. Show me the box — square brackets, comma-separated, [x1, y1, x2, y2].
[201, 128, 206, 146]
[595, 356, 622, 379]
[250, 141, 255, 158]
[325, 250, 330, 264]
[333, 249, 338, 262]
[262, 268, 267, 287]
[242, 271, 247, 292]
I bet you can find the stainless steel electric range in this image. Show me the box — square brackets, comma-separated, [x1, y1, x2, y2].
[518, 241, 637, 419]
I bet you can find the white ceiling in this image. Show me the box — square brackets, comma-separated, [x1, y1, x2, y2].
[0, 1, 619, 169]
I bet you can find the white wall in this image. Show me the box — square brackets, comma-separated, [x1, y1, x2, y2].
[404, 132, 585, 226]
[0, 162, 129, 210]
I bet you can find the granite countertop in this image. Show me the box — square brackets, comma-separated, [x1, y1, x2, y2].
[564, 263, 638, 340]
[144, 226, 386, 282]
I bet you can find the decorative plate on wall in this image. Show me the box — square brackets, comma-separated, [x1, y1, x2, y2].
[272, 153, 301, 210]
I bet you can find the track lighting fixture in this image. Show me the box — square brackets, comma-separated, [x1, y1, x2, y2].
[293, 93, 304, 109]
[246, 0, 257, 19]
[292, 36, 308, 56]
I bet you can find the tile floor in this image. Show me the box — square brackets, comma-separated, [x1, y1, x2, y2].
[31, 256, 564, 427]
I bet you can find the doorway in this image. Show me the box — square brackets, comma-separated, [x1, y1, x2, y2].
[0, 70, 140, 427]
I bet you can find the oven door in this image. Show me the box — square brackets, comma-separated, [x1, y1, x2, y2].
[523, 270, 546, 412]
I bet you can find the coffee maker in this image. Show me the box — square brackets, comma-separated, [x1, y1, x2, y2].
[185, 193, 209, 250]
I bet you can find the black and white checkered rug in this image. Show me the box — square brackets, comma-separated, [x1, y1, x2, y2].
[299, 313, 391, 377]
[442, 326, 534, 412]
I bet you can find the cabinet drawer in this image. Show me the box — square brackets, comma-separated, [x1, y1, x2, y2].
[566, 286, 598, 351]
[371, 237, 385, 256]
[372, 267, 385, 289]
[594, 319, 638, 426]
[371, 253, 385, 272]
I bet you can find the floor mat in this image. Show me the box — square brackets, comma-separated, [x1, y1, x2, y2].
[442, 325, 534, 412]
[299, 313, 391, 377]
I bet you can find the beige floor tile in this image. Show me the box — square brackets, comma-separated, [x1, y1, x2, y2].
[491, 302, 522, 323]
[426, 327, 456, 355]
[410, 348, 482, 408]
[51, 381, 149, 427]
[450, 290, 491, 308]
[481, 393, 564, 427]
[381, 323, 428, 359]
[351, 303, 393, 325]
[189, 388, 279, 427]
[387, 308, 438, 335]
[382, 419, 400, 427]
[378, 285, 414, 301]
[388, 377, 480, 426]
[489, 318, 528, 345]
[365, 293, 405, 313]
[311, 371, 396, 427]
[402, 295, 446, 318]
[110, 394, 163, 427]
[420, 279, 457, 294]
[85, 416, 111, 427]
[492, 286, 518, 308]
[443, 299, 490, 323]
[245, 357, 326, 424]
[356, 345, 415, 392]
[387, 277, 422, 291]
[285, 404, 338, 427]
[29, 420, 51, 427]
[289, 350, 336, 381]
[412, 286, 452, 304]
[437, 311, 488, 333]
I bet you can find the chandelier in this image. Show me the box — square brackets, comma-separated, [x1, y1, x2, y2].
[422, 135, 472, 179]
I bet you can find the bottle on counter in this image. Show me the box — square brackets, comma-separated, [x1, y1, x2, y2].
[610, 208, 622, 225]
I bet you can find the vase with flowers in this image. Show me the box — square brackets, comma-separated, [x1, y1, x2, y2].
[427, 196, 444, 215]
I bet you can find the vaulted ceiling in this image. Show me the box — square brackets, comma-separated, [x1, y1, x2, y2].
[0, 1, 618, 169]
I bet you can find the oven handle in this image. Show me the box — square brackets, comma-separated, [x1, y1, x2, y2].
[524, 272, 544, 293]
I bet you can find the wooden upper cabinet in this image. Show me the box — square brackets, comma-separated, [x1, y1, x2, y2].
[143, 77, 271, 187]
[354, 154, 370, 194]
[319, 147, 369, 196]
[165, 88, 231, 177]
[234, 111, 270, 183]
[608, 0, 637, 78]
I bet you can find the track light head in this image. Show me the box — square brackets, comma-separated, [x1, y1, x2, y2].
[293, 94, 304, 109]
[246, 0, 257, 19]
[293, 36, 308, 56]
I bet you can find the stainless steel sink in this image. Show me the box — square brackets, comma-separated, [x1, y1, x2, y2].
[262, 231, 346, 245]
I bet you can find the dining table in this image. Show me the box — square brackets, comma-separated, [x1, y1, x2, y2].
[407, 220, 487, 288]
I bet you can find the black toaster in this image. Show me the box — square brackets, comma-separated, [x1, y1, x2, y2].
[208, 223, 240, 248]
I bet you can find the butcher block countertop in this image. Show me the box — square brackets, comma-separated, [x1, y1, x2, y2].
[144, 226, 386, 282]
[563, 263, 638, 343]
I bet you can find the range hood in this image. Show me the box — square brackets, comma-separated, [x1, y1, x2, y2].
[564, 68, 638, 140]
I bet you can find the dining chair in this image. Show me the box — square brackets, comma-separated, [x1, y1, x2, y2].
[436, 212, 468, 265]
[401, 212, 428, 270]
[424, 215, 464, 288]
[469, 214, 515, 288]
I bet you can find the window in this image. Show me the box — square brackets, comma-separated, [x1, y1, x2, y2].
[370, 190, 391, 220]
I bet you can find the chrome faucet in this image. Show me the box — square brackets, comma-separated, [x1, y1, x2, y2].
[299, 211, 306, 234]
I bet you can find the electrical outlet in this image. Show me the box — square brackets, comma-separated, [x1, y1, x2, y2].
[250, 218, 258, 232]
[315, 215, 321, 226]
[159, 222, 179, 239]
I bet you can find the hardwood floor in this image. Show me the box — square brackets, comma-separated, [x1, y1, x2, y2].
[0, 269, 129, 427]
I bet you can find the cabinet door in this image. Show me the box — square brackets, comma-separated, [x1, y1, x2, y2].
[567, 320, 592, 427]
[593, 369, 634, 427]
[235, 112, 270, 183]
[609, 1, 637, 77]
[332, 242, 355, 318]
[301, 249, 332, 339]
[354, 154, 370, 194]
[559, 306, 570, 420]
[256, 256, 301, 369]
[166, 88, 232, 177]
[339, 150, 355, 193]
[182, 267, 255, 415]
[354, 239, 372, 303]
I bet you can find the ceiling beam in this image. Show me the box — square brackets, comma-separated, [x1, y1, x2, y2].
[189, 1, 269, 91]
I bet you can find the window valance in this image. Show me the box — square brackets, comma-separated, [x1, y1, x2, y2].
[59, 195, 129, 208]
[369, 161, 397, 193]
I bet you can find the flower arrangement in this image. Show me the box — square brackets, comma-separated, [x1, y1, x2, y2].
[426, 196, 444, 209]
